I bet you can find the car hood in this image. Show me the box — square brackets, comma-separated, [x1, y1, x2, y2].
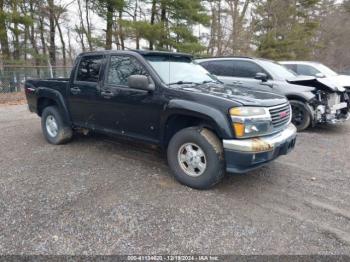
[287, 75, 345, 92]
[173, 83, 287, 107]
[325, 75, 350, 88]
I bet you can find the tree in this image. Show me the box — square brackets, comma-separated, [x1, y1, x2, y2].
[149, 0, 210, 53]
[0, 0, 10, 61]
[52, 1, 73, 67]
[47, 0, 56, 67]
[313, 0, 350, 71]
[204, 0, 253, 56]
[253, 0, 320, 60]
[94, 0, 125, 50]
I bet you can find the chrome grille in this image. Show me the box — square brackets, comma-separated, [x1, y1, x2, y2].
[269, 103, 291, 128]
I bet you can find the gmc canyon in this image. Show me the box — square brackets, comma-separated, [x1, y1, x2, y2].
[25, 50, 297, 189]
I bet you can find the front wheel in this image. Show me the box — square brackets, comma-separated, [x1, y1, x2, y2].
[167, 127, 225, 189]
[290, 100, 312, 131]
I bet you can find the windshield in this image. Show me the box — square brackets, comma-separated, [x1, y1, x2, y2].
[145, 55, 218, 85]
[259, 60, 297, 79]
[315, 64, 338, 76]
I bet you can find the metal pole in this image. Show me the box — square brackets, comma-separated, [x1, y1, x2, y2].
[48, 58, 53, 78]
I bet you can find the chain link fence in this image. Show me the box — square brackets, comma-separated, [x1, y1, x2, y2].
[0, 66, 72, 94]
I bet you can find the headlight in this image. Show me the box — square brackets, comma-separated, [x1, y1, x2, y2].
[230, 107, 267, 116]
[229, 107, 273, 138]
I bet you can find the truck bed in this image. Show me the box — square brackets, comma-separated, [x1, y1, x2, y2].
[25, 78, 70, 114]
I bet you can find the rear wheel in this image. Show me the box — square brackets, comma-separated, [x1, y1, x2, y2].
[41, 106, 73, 145]
[167, 127, 225, 189]
[290, 100, 311, 131]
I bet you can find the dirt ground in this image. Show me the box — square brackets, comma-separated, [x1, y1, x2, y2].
[0, 92, 26, 105]
[0, 104, 350, 255]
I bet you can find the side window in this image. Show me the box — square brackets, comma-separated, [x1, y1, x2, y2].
[297, 64, 320, 76]
[107, 55, 148, 86]
[231, 60, 265, 78]
[284, 64, 297, 74]
[200, 61, 234, 76]
[76, 55, 103, 82]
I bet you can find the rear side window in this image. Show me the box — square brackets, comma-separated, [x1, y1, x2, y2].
[231, 60, 265, 78]
[200, 60, 234, 76]
[283, 64, 298, 73]
[107, 55, 148, 86]
[201, 60, 265, 78]
[76, 55, 103, 82]
[297, 64, 320, 76]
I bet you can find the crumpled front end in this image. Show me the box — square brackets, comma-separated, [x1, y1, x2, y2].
[288, 75, 350, 125]
[311, 91, 350, 125]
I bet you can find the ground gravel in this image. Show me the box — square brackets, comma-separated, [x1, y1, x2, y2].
[0, 105, 350, 255]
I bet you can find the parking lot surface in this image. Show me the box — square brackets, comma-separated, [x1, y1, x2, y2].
[1, 104, 350, 255]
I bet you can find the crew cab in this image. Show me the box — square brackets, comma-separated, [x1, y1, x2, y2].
[25, 50, 297, 189]
[197, 57, 350, 131]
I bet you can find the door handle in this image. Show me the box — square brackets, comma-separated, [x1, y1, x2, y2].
[101, 90, 114, 99]
[70, 86, 81, 94]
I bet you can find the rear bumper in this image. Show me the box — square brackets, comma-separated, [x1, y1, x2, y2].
[222, 124, 297, 174]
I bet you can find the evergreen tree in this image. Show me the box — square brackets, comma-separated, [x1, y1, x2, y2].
[253, 0, 320, 60]
[94, 0, 125, 50]
[121, 0, 210, 54]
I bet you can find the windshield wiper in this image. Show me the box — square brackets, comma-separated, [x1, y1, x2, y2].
[168, 81, 200, 86]
[201, 80, 222, 84]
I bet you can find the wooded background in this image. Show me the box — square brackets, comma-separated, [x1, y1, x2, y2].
[0, 0, 349, 72]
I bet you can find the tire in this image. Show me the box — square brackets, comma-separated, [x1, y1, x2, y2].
[41, 106, 73, 145]
[167, 127, 225, 189]
[290, 100, 311, 131]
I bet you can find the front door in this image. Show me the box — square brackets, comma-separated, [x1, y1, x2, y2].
[98, 54, 163, 144]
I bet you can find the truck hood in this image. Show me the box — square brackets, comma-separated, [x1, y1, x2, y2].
[173, 83, 287, 107]
[324, 75, 350, 88]
[287, 75, 345, 92]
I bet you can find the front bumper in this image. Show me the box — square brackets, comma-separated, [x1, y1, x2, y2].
[322, 92, 350, 124]
[317, 102, 350, 124]
[324, 112, 350, 124]
[223, 124, 297, 174]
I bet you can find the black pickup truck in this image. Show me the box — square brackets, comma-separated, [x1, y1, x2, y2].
[25, 50, 297, 189]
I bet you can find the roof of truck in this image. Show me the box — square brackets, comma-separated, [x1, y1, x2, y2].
[195, 56, 276, 63]
[78, 49, 193, 58]
[279, 61, 321, 65]
[196, 56, 254, 60]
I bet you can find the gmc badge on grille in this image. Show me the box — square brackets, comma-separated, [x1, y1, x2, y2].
[280, 111, 288, 118]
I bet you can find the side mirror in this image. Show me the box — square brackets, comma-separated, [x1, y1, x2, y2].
[315, 72, 326, 78]
[255, 72, 268, 82]
[128, 75, 155, 91]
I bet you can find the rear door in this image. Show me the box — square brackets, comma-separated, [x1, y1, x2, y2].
[296, 64, 321, 77]
[67, 55, 104, 128]
[201, 59, 268, 86]
[283, 64, 298, 74]
[200, 60, 236, 83]
[233, 60, 269, 85]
